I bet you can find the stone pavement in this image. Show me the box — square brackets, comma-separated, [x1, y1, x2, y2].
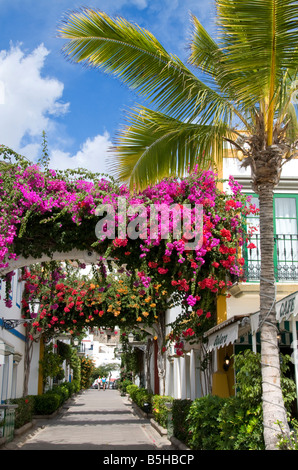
[3, 389, 175, 450]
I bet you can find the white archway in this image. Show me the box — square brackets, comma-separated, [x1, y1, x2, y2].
[0, 249, 102, 277]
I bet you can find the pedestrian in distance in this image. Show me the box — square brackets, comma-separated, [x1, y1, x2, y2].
[102, 376, 106, 390]
[97, 376, 101, 391]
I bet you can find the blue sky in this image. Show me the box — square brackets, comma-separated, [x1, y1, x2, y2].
[0, 0, 214, 175]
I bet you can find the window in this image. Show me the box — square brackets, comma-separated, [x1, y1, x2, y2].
[244, 194, 298, 281]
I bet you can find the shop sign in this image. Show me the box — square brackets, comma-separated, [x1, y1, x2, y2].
[276, 292, 298, 322]
[206, 322, 239, 352]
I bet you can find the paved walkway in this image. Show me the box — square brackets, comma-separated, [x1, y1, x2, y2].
[4, 389, 174, 451]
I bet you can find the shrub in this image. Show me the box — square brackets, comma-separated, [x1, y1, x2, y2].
[65, 382, 73, 396]
[9, 396, 35, 429]
[126, 384, 139, 400]
[54, 383, 70, 402]
[134, 388, 153, 412]
[172, 399, 192, 445]
[119, 379, 133, 394]
[126, 384, 152, 412]
[80, 356, 95, 389]
[216, 350, 296, 450]
[33, 393, 61, 415]
[187, 395, 225, 450]
[217, 395, 264, 450]
[152, 395, 173, 428]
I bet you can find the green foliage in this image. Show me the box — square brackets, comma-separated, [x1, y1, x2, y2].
[92, 363, 119, 381]
[80, 356, 95, 389]
[69, 349, 81, 391]
[126, 384, 153, 412]
[33, 381, 78, 416]
[126, 384, 139, 400]
[50, 384, 70, 404]
[187, 395, 224, 450]
[233, 349, 262, 406]
[33, 393, 61, 415]
[58, 4, 298, 189]
[234, 350, 296, 416]
[276, 419, 298, 450]
[183, 350, 297, 451]
[120, 337, 141, 376]
[9, 396, 35, 429]
[118, 379, 133, 394]
[152, 395, 173, 428]
[217, 396, 264, 450]
[172, 399, 192, 445]
[57, 340, 73, 361]
[39, 344, 64, 389]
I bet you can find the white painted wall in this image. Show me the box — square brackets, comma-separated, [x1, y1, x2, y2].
[0, 270, 40, 401]
[164, 304, 203, 400]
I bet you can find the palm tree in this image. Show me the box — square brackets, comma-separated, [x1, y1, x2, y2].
[59, 1, 298, 449]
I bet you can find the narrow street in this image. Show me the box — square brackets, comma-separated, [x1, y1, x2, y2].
[3, 389, 175, 451]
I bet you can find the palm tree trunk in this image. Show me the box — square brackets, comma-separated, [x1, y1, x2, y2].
[258, 183, 290, 449]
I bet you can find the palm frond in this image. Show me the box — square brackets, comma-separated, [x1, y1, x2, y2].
[216, 0, 298, 120]
[108, 106, 233, 190]
[58, 8, 235, 124]
[189, 14, 254, 131]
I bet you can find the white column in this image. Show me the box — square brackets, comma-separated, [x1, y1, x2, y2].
[190, 349, 196, 400]
[180, 356, 187, 398]
[175, 358, 181, 399]
[252, 333, 257, 353]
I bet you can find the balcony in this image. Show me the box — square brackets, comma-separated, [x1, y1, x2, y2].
[245, 234, 298, 282]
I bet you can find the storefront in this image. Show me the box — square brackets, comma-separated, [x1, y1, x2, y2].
[204, 292, 298, 402]
[204, 315, 252, 397]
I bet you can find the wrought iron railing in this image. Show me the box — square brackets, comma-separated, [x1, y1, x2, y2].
[244, 234, 298, 282]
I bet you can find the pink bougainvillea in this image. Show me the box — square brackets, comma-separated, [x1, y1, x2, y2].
[0, 146, 257, 343]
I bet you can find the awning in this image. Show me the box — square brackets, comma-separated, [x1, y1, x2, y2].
[203, 291, 298, 353]
[249, 291, 298, 328]
[276, 291, 298, 322]
[207, 317, 240, 352]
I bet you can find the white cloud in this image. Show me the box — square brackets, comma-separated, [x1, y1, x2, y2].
[49, 132, 113, 175]
[0, 43, 69, 157]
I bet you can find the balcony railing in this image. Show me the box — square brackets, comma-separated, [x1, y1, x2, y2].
[245, 234, 298, 282]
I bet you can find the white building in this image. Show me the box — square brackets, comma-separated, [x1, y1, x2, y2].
[138, 156, 298, 402]
[82, 328, 121, 379]
[0, 270, 40, 403]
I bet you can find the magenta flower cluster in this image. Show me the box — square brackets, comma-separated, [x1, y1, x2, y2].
[0, 152, 256, 339]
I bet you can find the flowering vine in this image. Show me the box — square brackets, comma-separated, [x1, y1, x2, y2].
[0, 145, 257, 347]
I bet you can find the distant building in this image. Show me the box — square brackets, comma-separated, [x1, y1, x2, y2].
[81, 327, 121, 378]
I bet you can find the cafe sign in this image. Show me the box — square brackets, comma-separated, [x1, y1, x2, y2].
[276, 292, 298, 322]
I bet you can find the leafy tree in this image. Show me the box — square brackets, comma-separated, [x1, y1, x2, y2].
[92, 363, 119, 381]
[59, 1, 298, 448]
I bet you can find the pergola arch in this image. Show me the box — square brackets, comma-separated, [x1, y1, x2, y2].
[0, 249, 103, 277]
[0, 147, 255, 351]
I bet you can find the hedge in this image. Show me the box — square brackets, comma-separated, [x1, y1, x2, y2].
[33, 393, 61, 415]
[126, 385, 153, 412]
[172, 399, 192, 445]
[9, 395, 35, 429]
[152, 395, 173, 428]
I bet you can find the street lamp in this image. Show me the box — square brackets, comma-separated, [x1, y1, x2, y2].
[223, 354, 231, 371]
[1, 300, 39, 330]
[1, 317, 35, 330]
